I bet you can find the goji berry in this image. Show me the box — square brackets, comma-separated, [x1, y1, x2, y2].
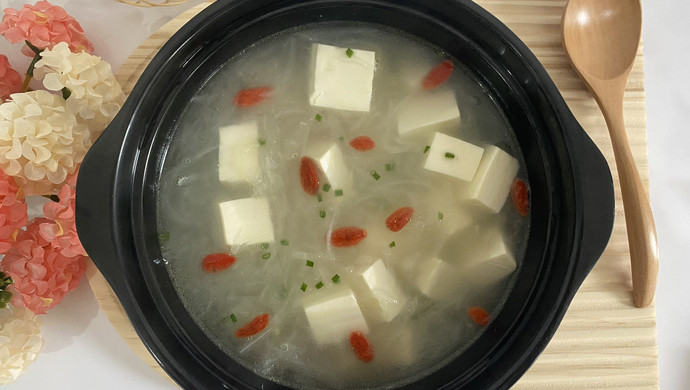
[233, 87, 273, 107]
[330, 227, 367, 247]
[467, 306, 490, 327]
[234, 313, 269, 338]
[349, 136, 375, 151]
[385, 207, 414, 232]
[510, 178, 529, 217]
[201, 253, 237, 273]
[422, 60, 454, 90]
[350, 331, 374, 363]
[300, 156, 320, 195]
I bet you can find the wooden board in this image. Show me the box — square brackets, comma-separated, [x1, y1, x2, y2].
[87, 0, 660, 388]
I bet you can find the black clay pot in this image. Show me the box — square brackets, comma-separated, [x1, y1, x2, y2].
[75, 0, 614, 389]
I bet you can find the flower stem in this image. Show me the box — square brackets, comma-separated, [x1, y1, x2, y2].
[20, 40, 44, 93]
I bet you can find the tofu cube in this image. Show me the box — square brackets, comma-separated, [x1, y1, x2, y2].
[357, 260, 408, 323]
[310, 44, 376, 112]
[397, 90, 460, 136]
[317, 144, 352, 193]
[302, 285, 369, 345]
[463, 145, 519, 213]
[413, 256, 464, 300]
[218, 121, 260, 183]
[424, 132, 484, 181]
[219, 198, 274, 246]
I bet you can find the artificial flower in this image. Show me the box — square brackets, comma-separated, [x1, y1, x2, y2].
[0, 90, 91, 195]
[34, 42, 125, 133]
[39, 166, 84, 257]
[0, 55, 21, 102]
[0, 1, 94, 57]
[0, 169, 27, 254]
[3, 218, 86, 314]
[0, 305, 43, 384]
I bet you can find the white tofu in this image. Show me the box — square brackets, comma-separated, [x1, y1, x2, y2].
[310, 44, 376, 112]
[357, 260, 408, 323]
[219, 198, 274, 246]
[302, 285, 369, 345]
[413, 257, 464, 300]
[424, 132, 484, 181]
[463, 145, 519, 213]
[397, 90, 460, 136]
[317, 144, 352, 193]
[218, 121, 260, 183]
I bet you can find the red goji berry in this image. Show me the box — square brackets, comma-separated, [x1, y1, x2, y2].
[510, 178, 529, 217]
[467, 306, 490, 327]
[234, 313, 269, 338]
[422, 60, 454, 90]
[300, 156, 320, 195]
[385, 207, 414, 232]
[233, 87, 273, 107]
[201, 253, 237, 273]
[330, 227, 367, 247]
[350, 331, 374, 363]
[349, 136, 375, 151]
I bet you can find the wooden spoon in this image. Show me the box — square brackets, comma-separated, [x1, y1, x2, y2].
[562, 0, 658, 308]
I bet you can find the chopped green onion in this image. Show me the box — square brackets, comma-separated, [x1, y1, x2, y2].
[438, 212, 444, 220]
[319, 210, 326, 219]
[331, 274, 341, 283]
[306, 260, 315, 267]
[334, 189, 344, 197]
[371, 170, 381, 181]
[339, 136, 345, 141]
[280, 239, 290, 246]
[445, 152, 455, 158]
[385, 162, 395, 171]
[261, 243, 270, 249]
[315, 281, 324, 289]
[423, 145, 430, 154]
[262, 252, 271, 259]
[389, 241, 396, 248]
[300, 283, 308, 292]
[317, 193, 323, 202]
[158, 231, 170, 242]
[346, 48, 354, 58]
[258, 138, 267, 146]
[315, 113, 323, 122]
[221, 313, 238, 323]
[322, 183, 331, 192]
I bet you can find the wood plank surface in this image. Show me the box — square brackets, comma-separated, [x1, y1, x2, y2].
[87, 0, 659, 388]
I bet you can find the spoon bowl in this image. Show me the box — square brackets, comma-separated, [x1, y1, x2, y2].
[562, 0, 658, 308]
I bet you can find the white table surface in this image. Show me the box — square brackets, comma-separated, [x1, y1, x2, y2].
[1, 0, 687, 389]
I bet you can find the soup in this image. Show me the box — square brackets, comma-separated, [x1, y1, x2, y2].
[157, 23, 529, 389]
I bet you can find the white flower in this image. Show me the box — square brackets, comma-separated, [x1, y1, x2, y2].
[34, 42, 125, 133]
[0, 305, 44, 385]
[0, 90, 91, 188]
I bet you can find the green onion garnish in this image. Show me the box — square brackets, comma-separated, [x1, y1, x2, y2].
[262, 252, 271, 259]
[322, 183, 331, 192]
[334, 189, 344, 197]
[280, 239, 289, 246]
[319, 210, 326, 219]
[423, 145, 430, 154]
[158, 231, 170, 242]
[300, 283, 308, 292]
[258, 138, 267, 146]
[315, 113, 323, 122]
[306, 260, 315, 267]
[339, 136, 345, 141]
[222, 313, 238, 323]
[385, 163, 395, 171]
[317, 193, 323, 202]
[438, 212, 444, 220]
[332, 274, 341, 283]
[445, 152, 455, 158]
[261, 243, 270, 249]
[389, 241, 396, 248]
[346, 48, 354, 58]
[371, 170, 381, 181]
[315, 281, 324, 289]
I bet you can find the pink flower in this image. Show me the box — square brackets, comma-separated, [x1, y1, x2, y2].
[39, 167, 84, 257]
[0, 55, 22, 102]
[2, 218, 86, 315]
[0, 1, 94, 57]
[0, 168, 28, 254]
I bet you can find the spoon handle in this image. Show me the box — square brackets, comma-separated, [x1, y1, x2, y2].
[599, 94, 659, 308]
